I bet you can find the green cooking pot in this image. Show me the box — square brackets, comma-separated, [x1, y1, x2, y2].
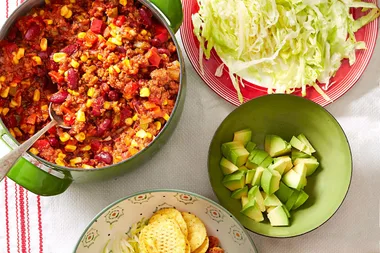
[0, 0, 185, 196]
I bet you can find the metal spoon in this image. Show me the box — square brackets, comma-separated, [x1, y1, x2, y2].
[0, 103, 71, 182]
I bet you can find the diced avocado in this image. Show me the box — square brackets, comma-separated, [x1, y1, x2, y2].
[267, 206, 289, 226]
[275, 182, 294, 203]
[282, 169, 304, 190]
[290, 136, 312, 155]
[285, 190, 300, 210]
[268, 159, 287, 175]
[265, 135, 292, 157]
[245, 169, 256, 184]
[248, 150, 270, 166]
[297, 134, 316, 153]
[282, 205, 291, 218]
[261, 191, 267, 200]
[273, 156, 293, 174]
[292, 163, 307, 188]
[246, 141, 257, 152]
[229, 148, 250, 167]
[260, 156, 273, 168]
[233, 129, 252, 146]
[221, 141, 244, 158]
[245, 160, 257, 170]
[261, 169, 281, 195]
[220, 157, 239, 175]
[241, 196, 249, 208]
[231, 186, 248, 199]
[293, 157, 320, 176]
[266, 206, 275, 213]
[222, 171, 246, 191]
[238, 166, 249, 172]
[291, 149, 311, 160]
[248, 186, 265, 212]
[292, 190, 309, 210]
[251, 167, 265, 186]
[240, 200, 264, 222]
[264, 194, 282, 207]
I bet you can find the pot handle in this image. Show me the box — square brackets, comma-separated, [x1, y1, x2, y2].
[148, 0, 183, 33]
[0, 130, 72, 196]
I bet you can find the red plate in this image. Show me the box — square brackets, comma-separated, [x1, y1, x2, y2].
[180, 0, 378, 106]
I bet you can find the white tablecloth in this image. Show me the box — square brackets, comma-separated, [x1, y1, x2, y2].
[1, 1, 380, 252]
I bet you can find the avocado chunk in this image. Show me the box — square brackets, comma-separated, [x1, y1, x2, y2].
[245, 169, 256, 184]
[251, 166, 265, 186]
[268, 159, 287, 175]
[291, 148, 311, 161]
[229, 148, 250, 167]
[282, 169, 305, 190]
[221, 141, 244, 158]
[282, 205, 291, 218]
[272, 156, 293, 174]
[267, 205, 289, 226]
[260, 155, 273, 168]
[222, 171, 246, 191]
[220, 157, 239, 175]
[285, 190, 300, 210]
[248, 186, 265, 212]
[246, 141, 257, 152]
[238, 166, 248, 172]
[292, 190, 309, 210]
[264, 194, 282, 207]
[290, 136, 312, 155]
[233, 129, 252, 146]
[293, 157, 320, 176]
[275, 182, 294, 203]
[265, 135, 292, 157]
[247, 150, 270, 167]
[240, 199, 264, 222]
[231, 185, 248, 199]
[241, 196, 249, 208]
[261, 169, 281, 195]
[292, 163, 308, 188]
[297, 134, 316, 153]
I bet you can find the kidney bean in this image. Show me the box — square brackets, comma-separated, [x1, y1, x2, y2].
[3, 115, 17, 128]
[48, 60, 59, 71]
[50, 91, 69, 104]
[120, 107, 132, 120]
[67, 69, 79, 89]
[7, 26, 18, 41]
[90, 139, 102, 152]
[48, 137, 60, 148]
[107, 90, 119, 101]
[157, 48, 171, 56]
[94, 151, 112, 165]
[61, 44, 78, 56]
[97, 118, 111, 136]
[91, 97, 104, 116]
[115, 46, 126, 54]
[150, 38, 162, 47]
[139, 8, 152, 27]
[24, 24, 40, 40]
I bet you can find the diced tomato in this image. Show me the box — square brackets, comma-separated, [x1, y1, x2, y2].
[84, 30, 98, 45]
[48, 71, 64, 83]
[90, 19, 105, 34]
[114, 15, 126, 27]
[147, 47, 161, 67]
[61, 106, 73, 115]
[156, 32, 168, 44]
[123, 81, 139, 98]
[154, 24, 168, 43]
[63, 114, 75, 125]
[26, 113, 37, 125]
[47, 127, 57, 135]
[34, 139, 51, 150]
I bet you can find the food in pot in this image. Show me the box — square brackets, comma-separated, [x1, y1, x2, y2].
[0, 0, 180, 168]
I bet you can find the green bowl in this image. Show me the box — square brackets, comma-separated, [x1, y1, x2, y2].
[208, 94, 352, 237]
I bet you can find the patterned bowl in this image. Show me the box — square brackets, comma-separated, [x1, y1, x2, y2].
[74, 189, 258, 252]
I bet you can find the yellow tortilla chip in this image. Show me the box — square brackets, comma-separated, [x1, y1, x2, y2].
[193, 236, 209, 253]
[181, 212, 207, 252]
[149, 208, 188, 237]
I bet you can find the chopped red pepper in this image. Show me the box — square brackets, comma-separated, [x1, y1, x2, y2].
[26, 113, 37, 125]
[90, 19, 105, 34]
[154, 24, 168, 43]
[84, 30, 98, 45]
[63, 114, 75, 125]
[48, 71, 64, 83]
[34, 139, 51, 150]
[114, 15, 127, 27]
[147, 47, 161, 67]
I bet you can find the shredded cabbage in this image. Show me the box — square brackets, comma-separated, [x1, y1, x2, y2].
[192, 0, 380, 103]
[102, 218, 148, 253]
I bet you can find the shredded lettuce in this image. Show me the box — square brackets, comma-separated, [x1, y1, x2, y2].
[192, 0, 380, 103]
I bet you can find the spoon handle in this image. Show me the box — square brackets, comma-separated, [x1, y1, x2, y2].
[0, 120, 57, 182]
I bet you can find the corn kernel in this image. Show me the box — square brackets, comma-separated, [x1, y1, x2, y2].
[67, 89, 79, 96]
[86, 87, 95, 97]
[70, 0, 76, 3]
[103, 101, 111, 109]
[58, 152, 66, 159]
[70, 60, 80, 68]
[76, 110, 86, 122]
[9, 128, 15, 138]
[32, 56, 42, 65]
[82, 164, 94, 169]
[55, 158, 65, 166]
[132, 114, 138, 121]
[129, 147, 138, 156]
[123, 59, 130, 68]
[131, 139, 138, 147]
[13, 127, 22, 137]
[141, 29, 147, 35]
[10, 99, 19, 108]
[61, 5, 69, 17]
[0, 76, 6, 82]
[140, 124, 148, 130]
[163, 99, 168, 106]
[39, 10, 45, 15]
[154, 121, 161, 130]
[86, 99, 93, 108]
[113, 65, 121, 74]
[81, 145, 91, 151]
[140, 87, 150, 97]
[125, 117, 133, 126]
[113, 113, 120, 125]
[44, 19, 53, 25]
[29, 147, 39, 155]
[2, 108, 9, 116]
[21, 79, 30, 86]
[40, 38, 48, 51]
[80, 55, 88, 62]
[70, 157, 82, 164]
[75, 132, 86, 142]
[28, 125, 35, 135]
[60, 132, 71, 142]
[65, 10, 73, 19]
[78, 32, 86, 39]
[33, 89, 41, 102]
[10, 82, 17, 87]
[41, 104, 48, 111]
[53, 52, 67, 62]
[164, 114, 170, 121]
[45, 0, 51, 4]
[12, 56, 19, 65]
[136, 129, 147, 138]
[146, 132, 153, 139]
[16, 48, 25, 60]
[65, 144, 77, 152]
[119, 0, 127, 6]
[97, 54, 103, 61]
[108, 37, 122, 46]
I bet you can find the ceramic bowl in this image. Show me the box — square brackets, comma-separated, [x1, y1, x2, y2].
[208, 94, 352, 237]
[74, 189, 258, 252]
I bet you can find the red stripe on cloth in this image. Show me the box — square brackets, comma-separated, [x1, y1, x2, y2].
[4, 178, 10, 253]
[6, 0, 9, 18]
[25, 191, 31, 253]
[16, 185, 20, 253]
[37, 196, 44, 253]
[19, 187, 27, 253]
